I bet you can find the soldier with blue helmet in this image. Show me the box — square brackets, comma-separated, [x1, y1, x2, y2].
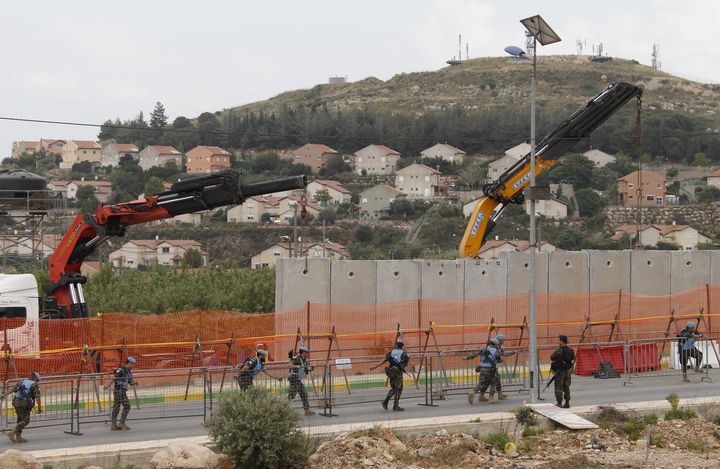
[288, 346, 314, 416]
[381, 339, 409, 411]
[677, 321, 704, 382]
[111, 357, 137, 431]
[1, 372, 42, 443]
[236, 349, 278, 390]
[466, 338, 501, 404]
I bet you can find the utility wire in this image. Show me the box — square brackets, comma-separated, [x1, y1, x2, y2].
[0, 115, 718, 143]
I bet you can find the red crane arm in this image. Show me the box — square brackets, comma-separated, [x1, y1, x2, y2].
[45, 170, 306, 318]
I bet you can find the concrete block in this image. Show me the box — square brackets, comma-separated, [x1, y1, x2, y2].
[670, 250, 711, 293]
[710, 251, 720, 286]
[330, 260, 377, 305]
[588, 250, 631, 293]
[630, 251, 671, 296]
[421, 260, 464, 301]
[376, 260, 422, 303]
[504, 251, 549, 295]
[275, 258, 331, 311]
[549, 251, 589, 293]
[464, 258, 507, 299]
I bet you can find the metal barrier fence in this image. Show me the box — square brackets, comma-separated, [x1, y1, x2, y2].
[1, 338, 716, 434]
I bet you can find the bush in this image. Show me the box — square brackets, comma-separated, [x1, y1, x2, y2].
[521, 426, 544, 438]
[205, 387, 309, 468]
[642, 413, 658, 425]
[514, 406, 538, 427]
[483, 431, 511, 450]
[664, 392, 696, 420]
[620, 417, 645, 441]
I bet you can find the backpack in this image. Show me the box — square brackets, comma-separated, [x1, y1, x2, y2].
[14, 380, 34, 406]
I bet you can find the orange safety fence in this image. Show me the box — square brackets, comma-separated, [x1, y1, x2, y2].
[0, 285, 718, 377]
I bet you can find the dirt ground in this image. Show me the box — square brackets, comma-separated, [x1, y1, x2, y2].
[308, 414, 720, 468]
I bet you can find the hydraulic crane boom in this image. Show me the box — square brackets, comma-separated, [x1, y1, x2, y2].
[46, 169, 307, 318]
[459, 82, 643, 258]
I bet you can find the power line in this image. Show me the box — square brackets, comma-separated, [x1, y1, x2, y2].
[0, 115, 718, 144]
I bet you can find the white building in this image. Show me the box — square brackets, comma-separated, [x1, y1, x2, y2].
[583, 149, 616, 167]
[420, 143, 466, 163]
[251, 241, 348, 269]
[109, 239, 207, 268]
[707, 170, 720, 189]
[353, 144, 401, 175]
[138, 146, 183, 171]
[488, 155, 521, 182]
[477, 239, 557, 260]
[611, 224, 712, 250]
[394, 163, 441, 198]
[101, 143, 140, 168]
[306, 179, 351, 204]
[504, 142, 531, 159]
[524, 198, 568, 219]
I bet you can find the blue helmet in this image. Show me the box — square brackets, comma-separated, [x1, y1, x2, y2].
[299, 346, 310, 353]
[687, 321, 696, 328]
[127, 357, 136, 364]
[490, 338, 500, 346]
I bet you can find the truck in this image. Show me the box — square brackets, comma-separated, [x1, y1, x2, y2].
[459, 82, 643, 258]
[0, 169, 307, 356]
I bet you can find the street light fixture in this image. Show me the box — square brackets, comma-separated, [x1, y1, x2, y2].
[519, 14, 561, 404]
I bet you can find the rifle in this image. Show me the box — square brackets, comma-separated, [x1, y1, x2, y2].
[542, 373, 557, 392]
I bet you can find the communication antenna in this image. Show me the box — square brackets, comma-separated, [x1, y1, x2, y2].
[466, 42, 469, 60]
[651, 42, 661, 70]
[525, 31, 535, 56]
[576, 39, 586, 55]
[458, 34, 462, 60]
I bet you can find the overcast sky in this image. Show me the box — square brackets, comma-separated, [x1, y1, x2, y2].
[1, 0, 718, 157]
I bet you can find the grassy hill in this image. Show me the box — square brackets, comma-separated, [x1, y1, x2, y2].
[223, 55, 720, 128]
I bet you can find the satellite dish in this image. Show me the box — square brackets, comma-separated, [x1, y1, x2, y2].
[504, 45, 525, 57]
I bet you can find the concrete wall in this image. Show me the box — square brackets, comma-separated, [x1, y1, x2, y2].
[275, 250, 720, 310]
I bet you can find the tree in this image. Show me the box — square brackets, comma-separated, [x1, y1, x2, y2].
[695, 185, 720, 203]
[354, 224, 374, 242]
[317, 208, 336, 225]
[205, 387, 309, 468]
[71, 161, 95, 174]
[666, 167, 679, 178]
[545, 154, 597, 190]
[76, 185, 99, 213]
[575, 188, 605, 217]
[150, 102, 168, 129]
[182, 249, 204, 268]
[172, 116, 191, 129]
[693, 152, 710, 167]
[313, 189, 331, 206]
[143, 176, 165, 196]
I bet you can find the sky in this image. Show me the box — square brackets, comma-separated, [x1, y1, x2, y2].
[1, 0, 719, 157]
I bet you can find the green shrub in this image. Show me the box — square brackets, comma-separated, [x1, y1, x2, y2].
[514, 406, 538, 427]
[666, 393, 680, 410]
[521, 426, 544, 438]
[665, 407, 697, 421]
[619, 417, 646, 441]
[205, 387, 309, 468]
[684, 440, 703, 451]
[642, 413, 659, 425]
[483, 431, 511, 450]
[649, 433, 664, 447]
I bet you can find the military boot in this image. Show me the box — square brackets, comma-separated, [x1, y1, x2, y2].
[304, 409, 315, 416]
[477, 394, 488, 402]
[497, 392, 508, 400]
[563, 400, 570, 409]
[6, 429, 15, 443]
[488, 394, 498, 404]
[556, 400, 563, 407]
[393, 405, 405, 411]
[111, 423, 122, 431]
[467, 392, 475, 405]
[381, 399, 389, 410]
[15, 434, 27, 443]
[119, 423, 131, 430]
[683, 374, 691, 383]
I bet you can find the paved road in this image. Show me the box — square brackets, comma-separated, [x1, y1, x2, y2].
[9, 370, 720, 453]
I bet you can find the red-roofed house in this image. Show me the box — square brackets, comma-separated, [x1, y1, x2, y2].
[611, 224, 712, 249]
[359, 184, 406, 219]
[307, 179, 351, 204]
[67, 179, 113, 203]
[395, 163, 442, 198]
[186, 146, 232, 174]
[41, 139, 66, 156]
[60, 140, 102, 169]
[420, 143, 466, 163]
[226, 195, 283, 223]
[290, 144, 340, 173]
[707, 169, 720, 189]
[11, 141, 41, 158]
[0, 233, 60, 257]
[138, 146, 183, 171]
[101, 143, 140, 167]
[617, 170, 666, 207]
[251, 241, 348, 268]
[109, 239, 206, 268]
[477, 240, 558, 260]
[353, 144, 401, 175]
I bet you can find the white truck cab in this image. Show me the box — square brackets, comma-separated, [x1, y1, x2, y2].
[0, 274, 40, 355]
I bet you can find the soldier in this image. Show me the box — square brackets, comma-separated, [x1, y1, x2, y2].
[677, 321, 704, 382]
[381, 339, 410, 412]
[111, 357, 137, 431]
[493, 334, 515, 400]
[288, 346, 315, 416]
[550, 335, 575, 408]
[236, 349, 278, 389]
[2, 372, 42, 443]
[466, 338, 500, 404]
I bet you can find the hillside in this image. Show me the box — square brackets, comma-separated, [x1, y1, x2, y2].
[223, 55, 720, 126]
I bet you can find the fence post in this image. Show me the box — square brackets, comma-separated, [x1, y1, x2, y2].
[64, 377, 82, 436]
[419, 354, 438, 407]
[702, 340, 712, 382]
[320, 363, 336, 417]
[623, 342, 632, 386]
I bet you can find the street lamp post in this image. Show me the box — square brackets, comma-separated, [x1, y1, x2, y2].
[519, 15, 561, 403]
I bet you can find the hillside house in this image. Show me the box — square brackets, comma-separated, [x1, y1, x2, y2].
[611, 224, 712, 250]
[101, 143, 140, 167]
[353, 144, 401, 175]
[186, 146, 231, 174]
[11, 141, 41, 157]
[226, 195, 321, 224]
[138, 146, 182, 171]
[525, 198, 568, 219]
[488, 155, 521, 182]
[251, 241, 348, 269]
[359, 184, 406, 219]
[46, 180, 70, 197]
[307, 179, 351, 205]
[707, 170, 720, 189]
[109, 239, 206, 268]
[289, 144, 340, 173]
[60, 140, 101, 169]
[583, 149, 615, 167]
[67, 179, 113, 203]
[395, 163, 441, 198]
[477, 240, 558, 260]
[617, 170, 666, 207]
[504, 142, 531, 159]
[420, 143, 466, 163]
[0, 234, 59, 257]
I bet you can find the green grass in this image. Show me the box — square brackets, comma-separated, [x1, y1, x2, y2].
[483, 431, 511, 450]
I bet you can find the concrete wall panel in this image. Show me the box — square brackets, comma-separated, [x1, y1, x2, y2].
[549, 251, 589, 293]
[630, 251, 671, 296]
[275, 258, 331, 311]
[464, 259, 507, 299]
[330, 261, 377, 305]
[671, 250, 711, 293]
[376, 260, 422, 303]
[588, 250, 631, 293]
[710, 251, 720, 286]
[504, 251, 549, 295]
[420, 260, 464, 301]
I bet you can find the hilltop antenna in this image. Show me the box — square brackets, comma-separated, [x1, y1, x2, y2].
[466, 42, 469, 60]
[458, 34, 462, 60]
[576, 39, 586, 55]
[651, 42, 661, 70]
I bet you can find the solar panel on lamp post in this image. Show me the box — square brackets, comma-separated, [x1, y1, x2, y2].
[519, 14, 561, 404]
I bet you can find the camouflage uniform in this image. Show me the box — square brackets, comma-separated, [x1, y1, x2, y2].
[467, 345, 499, 398]
[382, 346, 409, 411]
[550, 345, 575, 407]
[288, 355, 311, 410]
[111, 366, 134, 426]
[11, 380, 40, 440]
[236, 356, 262, 390]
